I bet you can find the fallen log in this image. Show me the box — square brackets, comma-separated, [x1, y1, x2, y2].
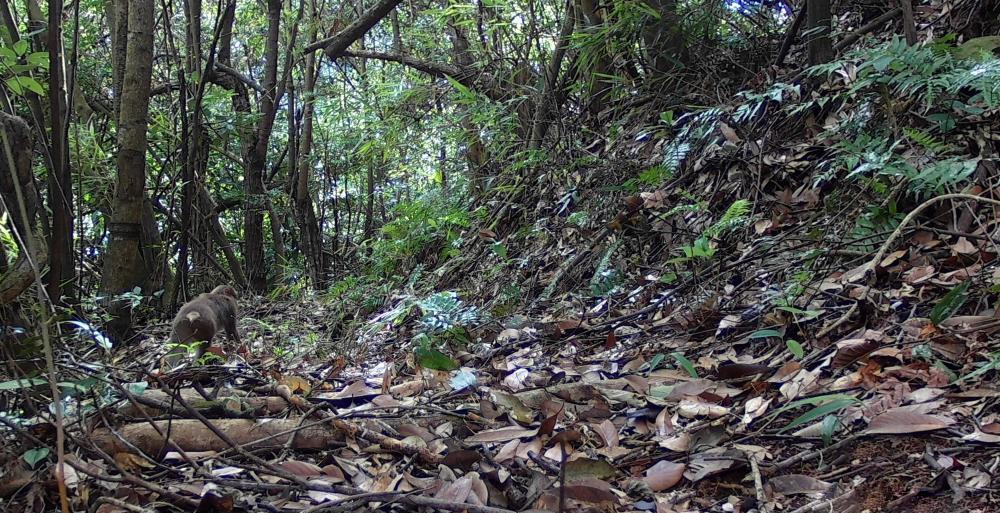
[91, 418, 345, 456]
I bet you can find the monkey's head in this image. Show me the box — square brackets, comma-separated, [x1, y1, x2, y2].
[210, 285, 238, 299]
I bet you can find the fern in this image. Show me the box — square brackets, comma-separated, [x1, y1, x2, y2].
[705, 199, 751, 238]
[903, 127, 952, 155]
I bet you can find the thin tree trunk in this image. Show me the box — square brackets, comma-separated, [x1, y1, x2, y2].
[47, 0, 74, 305]
[528, 0, 575, 151]
[294, 3, 329, 287]
[101, 0, 155, 341]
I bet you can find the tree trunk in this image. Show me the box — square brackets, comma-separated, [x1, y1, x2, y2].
[101, 0, 155, 341]
[294, 6, 330, 288]
[806, 0, 834, 65]
[0, 113, 47, 304]
[641, 0, 685, 74]
[527, 0, 576, 151]
[46, 0, 74, 305]
[242, 0, 281, 293]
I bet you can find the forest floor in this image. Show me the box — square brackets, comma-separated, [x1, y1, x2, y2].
[4, 4, 1000, 513]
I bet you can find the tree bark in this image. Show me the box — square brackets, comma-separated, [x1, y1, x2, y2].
[806, 0, 834, 65]
[100, 0, 155, 341]
[293, 2, 330, 287]
[304, 0, 403, 59]
[238, 0, 283, 293]
[47, 0, 74, 305]
[0, 113, 47, 304]
[899, 0, 916, 45]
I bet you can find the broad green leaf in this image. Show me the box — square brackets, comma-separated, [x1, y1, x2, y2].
[414, 346, 458, 371]
[27, 52, 48, 68]
[930, 280, 971, 325]
[670, 352, 698, 378]
[0, 377, 46, 390]
[780, 398, 855, 433]
[5, 77, 23, 94]
[749, 329, 782, 339]
[6, 76, 44, 95]
[786, 339, 804, 359]
[12, 39, 28, 56]
[22, 447, 50, 467]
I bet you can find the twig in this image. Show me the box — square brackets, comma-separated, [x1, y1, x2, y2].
[821, 193, 1000, 337]
[923, 445, 966, 503]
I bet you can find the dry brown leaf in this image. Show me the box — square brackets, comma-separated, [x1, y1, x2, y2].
[593, 419, 619, 449]
[467, 425, 539, 444]
[561, 478, 615, 503]
[643, 460, 685, 492]
[767, 474, 833, 496]
[114, 452, 154, 472]
[866, 406, 955, 434]
[281, 460, 323, 476]
[280, 375, 311, 394]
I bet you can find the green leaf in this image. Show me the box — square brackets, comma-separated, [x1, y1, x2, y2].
[821, 414, 839, 445]
[26, 52, 48, 68]
[4, 77, 23, 94]
[22, 447, 50, 468]
[776, 306, 823, 319]
[670, 352, 698, 378]
[786, 339, 804, 359]
[12, 39, 28, 56]
[647, 353, 666, 374]
[0, 377, 46, 390]
[5, 76, 44, 95]
[490, 242, 507, 258]
[125, 382, 148, 395]
[930, 280, 971, 325]
[414, 345, 458, 371]
[749, 329, 782, 340]
[780, 398, 855, 433]
[0, 47, 15, 61]
[953, 352, 1000, 385]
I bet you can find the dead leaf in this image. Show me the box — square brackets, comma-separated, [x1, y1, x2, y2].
[593, 419, 619, 448]
[866, 406, 955, 434]
[643, 460, 685, 492]
[466, 426, 539, 443]
[562, 478, 615, 503]
[767, 474, 833, 496]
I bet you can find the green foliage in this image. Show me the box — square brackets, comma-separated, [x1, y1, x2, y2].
[370, 189, 472, 276]
[930, 280, 971, 326]
[849, 204, 904, 252]
[417, 291, 481, 334]
[589, 241, 623, 297]
[704, 199, 751, 238]
[623, 165, 673, 193]
[0, 36, 47, 97]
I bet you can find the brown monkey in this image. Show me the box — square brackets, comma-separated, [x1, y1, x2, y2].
[167, 285, 241, 363]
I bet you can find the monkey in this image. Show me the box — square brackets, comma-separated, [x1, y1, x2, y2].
[164, 285, 241, 367]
